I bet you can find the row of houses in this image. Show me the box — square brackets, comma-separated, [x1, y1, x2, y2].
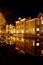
[0, 12, 43, 56]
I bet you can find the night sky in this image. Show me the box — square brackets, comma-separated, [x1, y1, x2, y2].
[0, 0, 43, 24]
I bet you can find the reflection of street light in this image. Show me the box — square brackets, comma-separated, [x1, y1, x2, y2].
[36, 43, 39, 46]
[36, 28, 39, 31]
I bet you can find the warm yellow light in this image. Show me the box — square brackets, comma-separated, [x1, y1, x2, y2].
[13, 30, 15, 33]
[16, 21, 19, 23]
[33, 28, 35, 33]
[41, 50, 43, 54]
[18, 17, 21, 20]
[10, 36, 13, 39]
[21, 30, 24, 33]
[26, 30, 28, 33]
[41, 20, 43, 24]
[21, 18, 26, 21]
[33, 40, 35, 46]
[22, 38, 24, 42]
[17, 38, 19, 40]
[16, 31, 19, 33]
[0, 30, 1, 33]
[13, 37, 15, 40]
[41, 17, 43, 19]
[9, 24, 12, 28]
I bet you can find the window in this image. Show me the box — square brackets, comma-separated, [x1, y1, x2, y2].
[41, 27, 43, 32]
[36, 28, 39, 31]
[33, 28, 35, 33]
[33, 40, 35, 46]
[41, 50, 43, 54]
[41, 20, 43, 24]
[41, 17, 43, 19]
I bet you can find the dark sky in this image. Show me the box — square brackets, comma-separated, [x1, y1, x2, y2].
[0, 0, 43, 24]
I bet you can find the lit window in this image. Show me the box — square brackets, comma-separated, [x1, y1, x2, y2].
[13, 37, 15, 40]
[22, 30, 24, 33]
[36, 28, 39, 31]
[17, 31, 18, 33]
[17, 38, 19, 40]
[33, 28, 35, 33]
[22, 38, 24, 42]
[33, 40, 35, 46]
[41, 50, 43, 54]
[41, 20, 43, 24]
[14, 30, 15, 33]
[41, 17, 43, 19]
[36, 43, 39, 46]
[0, 30, 1, 33]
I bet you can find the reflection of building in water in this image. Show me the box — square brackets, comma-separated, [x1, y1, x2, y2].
[15, 13, 43, 56]
[6, 24, 16, 45]
[0, 12, 6, 43]
[0, 12, 6, 33]
[0, 12, 43, 56]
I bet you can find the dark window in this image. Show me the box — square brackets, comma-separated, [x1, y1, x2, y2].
[22, 23, 23, 24]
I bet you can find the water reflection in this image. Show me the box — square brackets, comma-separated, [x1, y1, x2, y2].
[0, 34, 43, 56]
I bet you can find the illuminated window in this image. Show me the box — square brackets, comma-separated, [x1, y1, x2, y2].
[17, 38, 19, 40]
[36, 28, 39, 31]
[41, 17, 43, 19]
[33, 40, 35, 46]
[22, 38, 24, 42]
[36, 43, 39, 46]
[41, 50, 43, 54]
[0, 30, 1, 33]
[17, 31, 19, 33]
[13, 37, 15, 40]
[21, 30, 24, 33]
[33, 28, 35, 33]
[41, 20, 43, 24]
